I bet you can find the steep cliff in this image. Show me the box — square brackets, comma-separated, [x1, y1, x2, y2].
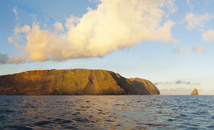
[0, 69, 160, 95]
[129, 78, 160, 95]
[191, 88, 199, 95]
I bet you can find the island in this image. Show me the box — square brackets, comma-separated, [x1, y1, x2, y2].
[191, 88, 199, 95]
[0, 69, 160, 95]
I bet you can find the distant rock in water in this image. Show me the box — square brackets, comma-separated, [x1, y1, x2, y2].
[0, 69, 160, 95]
[191, 88, 199, 95]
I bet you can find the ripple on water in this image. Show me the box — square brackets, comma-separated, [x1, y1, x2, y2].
[72, 112, 81, 115]
[64, 126, 77, 129]
[0, 95, 214, 129]
[73, 117, 90, 123]
[6, 126, 34, 130]
[53, 118, 72, 124]
[34, 121, 51, 126]
[0, 109, 16, 114]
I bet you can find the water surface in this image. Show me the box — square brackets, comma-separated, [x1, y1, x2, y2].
[0, 95, 214, 130]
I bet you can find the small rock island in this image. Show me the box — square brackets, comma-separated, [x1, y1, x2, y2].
[191, 88, 199, 95]
[0, 69, 160, 95]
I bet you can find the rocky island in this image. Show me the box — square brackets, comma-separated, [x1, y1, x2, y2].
[0, 69, 160, 95]
[191, 88, 199, 95]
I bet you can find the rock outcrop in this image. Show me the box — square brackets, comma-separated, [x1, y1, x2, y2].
[191, 88, 199, 95]
[0, 69, 160, 95]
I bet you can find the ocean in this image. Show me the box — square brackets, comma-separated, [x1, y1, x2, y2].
[0, 95, 213, 130]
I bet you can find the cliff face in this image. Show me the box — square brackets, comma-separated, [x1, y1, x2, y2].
[129, 78, 160, 95]
[191, 88, 199, 95]
[0, 69, 160, 95]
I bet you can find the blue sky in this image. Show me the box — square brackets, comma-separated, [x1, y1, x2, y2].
[0, 0, 214, 95]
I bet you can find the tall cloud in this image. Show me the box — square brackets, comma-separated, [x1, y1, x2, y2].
[10, 0, 177, 62]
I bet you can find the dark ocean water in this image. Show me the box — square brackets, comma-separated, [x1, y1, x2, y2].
[0, 95, 213, 130]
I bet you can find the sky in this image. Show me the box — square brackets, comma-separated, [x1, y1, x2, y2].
[0, 0, 214, 95]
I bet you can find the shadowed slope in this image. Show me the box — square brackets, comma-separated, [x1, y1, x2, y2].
[129, 78, 160, 95]
[0, 69, 160, 95]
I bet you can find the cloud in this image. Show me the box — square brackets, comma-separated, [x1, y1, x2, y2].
[9, 0, 178, 62]
[12, 8, 19, 21]
[54, 21, 64, 32]
[8, 25, 31, 43]
[0, 53, 25, 64]
[191, 46, 205, 52]
[185, 13, 212, 30]
[14, 25, 31, 34]
[202, 29, 214, 41]
[187, 0, 194, 11]
[7, 57, 25, 64]
[65, 15, 79, 30]
[154, 82, 171, 85]
[174, 46, 205, 54]
[0, 53, 8, 64]
[175, 80, 191, 85]
[155, 80, 201, 86]
[8, 37, 13, 43]
[174, 47, 189, 54]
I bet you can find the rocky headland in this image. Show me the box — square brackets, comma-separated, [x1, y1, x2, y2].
[0, 69, 160, 95]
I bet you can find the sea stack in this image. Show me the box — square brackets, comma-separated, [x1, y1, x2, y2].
[191, 88, 199, 95]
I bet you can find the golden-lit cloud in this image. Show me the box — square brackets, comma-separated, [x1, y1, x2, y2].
[0, 53, 24, 64]
[54, 21, 64, 32]
[8, 25, 31, 45]
[10, 0, 178, 62]
[7, 57, 25, 64]
[8, 37, 13, 43]
[14, 25, 31, 34]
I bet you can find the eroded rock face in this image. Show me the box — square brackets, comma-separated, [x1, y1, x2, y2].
[191, 88, 199, 95]
[0, 69, 160, 95]
[129, 78, 160, 95]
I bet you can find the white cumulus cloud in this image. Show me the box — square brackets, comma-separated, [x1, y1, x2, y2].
[10, 0, 178, 62]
